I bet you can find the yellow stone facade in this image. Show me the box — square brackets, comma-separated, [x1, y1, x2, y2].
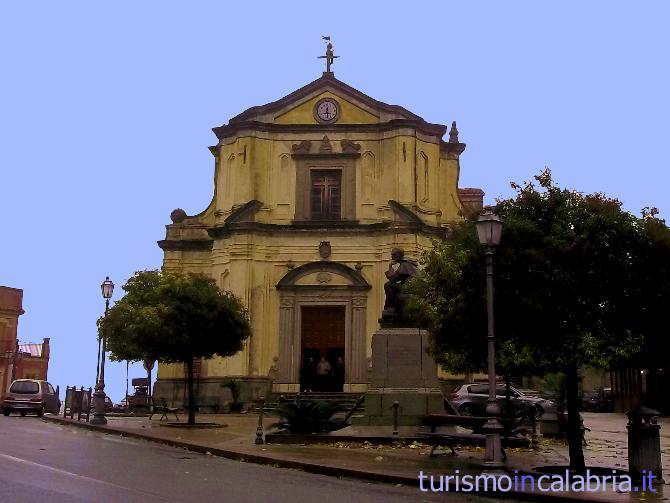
[156, 72, 482, 399]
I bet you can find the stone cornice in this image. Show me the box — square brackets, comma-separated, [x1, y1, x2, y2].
[440, 140, 467, 160]
[213, 119, 447, 142]
[291, 152, 361, 160]
[160, 219, 447, 251]
[207, 220, 446, 239]
[163, 199, 449, 246]
[157, 239, 213, 251]
[0, 307, 24, 316]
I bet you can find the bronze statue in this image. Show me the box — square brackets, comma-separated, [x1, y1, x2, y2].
[381, 248, 418, 322]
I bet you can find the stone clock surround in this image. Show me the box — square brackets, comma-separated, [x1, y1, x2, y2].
[314, 97, 340, 124]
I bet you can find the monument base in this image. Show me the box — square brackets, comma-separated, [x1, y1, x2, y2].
[355, 388, 444, 426]
[355, 326, 444, 426]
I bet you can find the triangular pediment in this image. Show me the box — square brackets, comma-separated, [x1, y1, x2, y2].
[275, 91, 379, 125]
[227, 73, 424, 126]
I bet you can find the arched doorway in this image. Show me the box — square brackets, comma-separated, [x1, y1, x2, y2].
[275, 261, 370, 393]
[300, 305, 345, 392]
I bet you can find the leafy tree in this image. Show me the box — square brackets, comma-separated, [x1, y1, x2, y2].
[409, 169, 667, 471]
[100, 270, 251, 424]
[628, 209, 670, 409]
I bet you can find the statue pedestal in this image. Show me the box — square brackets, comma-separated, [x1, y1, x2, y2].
[355, 327, 443, 426]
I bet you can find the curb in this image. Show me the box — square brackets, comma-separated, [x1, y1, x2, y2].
[41, 415, 612, 503]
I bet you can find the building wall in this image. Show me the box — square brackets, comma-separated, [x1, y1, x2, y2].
[211, 134, 462, 227]
[0, 288, 51, 395]
[16, 338, 50, 381]
[155, 75, 480, 400]
[0, 287, 24, 394]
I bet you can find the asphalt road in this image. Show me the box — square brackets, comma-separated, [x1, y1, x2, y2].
[0, 416, 501, 503]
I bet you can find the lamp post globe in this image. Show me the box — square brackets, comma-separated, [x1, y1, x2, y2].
[476, 207, 506, 468]
[91, 276, 114, 425]
[101, 277, 114, 300]
[476, 207, 503, 247]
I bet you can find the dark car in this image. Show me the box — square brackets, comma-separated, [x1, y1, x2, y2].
[90, 396, 113, 413]
[112, 398, 128, 413]
[582, 387, 613, 412]
[2, 379, 61, 416]
[450, 383, 554, 419]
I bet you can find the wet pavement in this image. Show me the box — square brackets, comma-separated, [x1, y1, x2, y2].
[39, 411, 670, 502]
[0, 415, 492, 503]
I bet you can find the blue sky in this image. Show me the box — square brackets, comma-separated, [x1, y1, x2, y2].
[1, 2, 668, 402]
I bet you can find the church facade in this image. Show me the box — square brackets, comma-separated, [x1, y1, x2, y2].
[154, 63, 483, 405]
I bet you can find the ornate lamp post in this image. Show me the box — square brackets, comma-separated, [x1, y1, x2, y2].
[476, 207, 505, 467]
[91, 276, 114, 425]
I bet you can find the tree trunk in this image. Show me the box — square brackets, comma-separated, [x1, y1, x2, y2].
[187, 358, 196, 425]
[565, 365, 585, 473]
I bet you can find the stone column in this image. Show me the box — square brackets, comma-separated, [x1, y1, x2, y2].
[349, 297, 367, 386]
[277, 296, 295, 383]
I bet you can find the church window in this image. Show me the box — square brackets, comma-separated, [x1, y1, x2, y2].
[420, 152, 429, 203]
[362, 152, 375, 203]
[310, 170, 341, 220]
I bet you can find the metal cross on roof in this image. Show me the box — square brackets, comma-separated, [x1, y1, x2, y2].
[318, 36, 339, 74]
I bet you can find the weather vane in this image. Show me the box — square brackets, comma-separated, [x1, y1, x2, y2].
[318, 36, 339, 74]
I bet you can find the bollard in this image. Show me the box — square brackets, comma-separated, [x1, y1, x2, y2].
[391, 401, 400, 436]
[254, 397, 265, 445]
[74, 387, 83, 421]
[529, 406, 540, 450]
[84, 387, 92, 423]
[64, 386, 73, 418]
[627, 404, 663, 483]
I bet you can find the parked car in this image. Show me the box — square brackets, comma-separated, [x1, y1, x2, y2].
[90, 396, 113, 413]
[450, 383, 554, 419]
[2, 379, 61, 417]
[112, 398, 128, 413]
[581, 387, 613, 412]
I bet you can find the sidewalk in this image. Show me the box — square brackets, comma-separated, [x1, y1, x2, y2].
[42, 412, 669, 502]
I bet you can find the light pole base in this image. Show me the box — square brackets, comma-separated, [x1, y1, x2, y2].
[482, 420, 505, 467]
[90, 415, 107, 425]
[483, 436, 505, 468]
[90, 386, 107, 426]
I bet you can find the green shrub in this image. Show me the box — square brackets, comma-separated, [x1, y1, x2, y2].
[273, 398, 345, 433]
[221, 379, 244, 413]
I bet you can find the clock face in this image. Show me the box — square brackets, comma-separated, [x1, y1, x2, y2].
[315, 99, 339, 123]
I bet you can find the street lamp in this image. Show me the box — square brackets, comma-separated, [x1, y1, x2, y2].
[91, 276, 114, 425]
[476, 207, 505, 467]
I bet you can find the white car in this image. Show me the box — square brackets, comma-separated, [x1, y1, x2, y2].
[2, 379, 61, 417]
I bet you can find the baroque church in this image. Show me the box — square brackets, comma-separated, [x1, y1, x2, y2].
[154, 43, 483, 405]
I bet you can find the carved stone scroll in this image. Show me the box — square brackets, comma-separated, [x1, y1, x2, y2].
[340, 139, 361, 154]
[291, 140, 312, 154]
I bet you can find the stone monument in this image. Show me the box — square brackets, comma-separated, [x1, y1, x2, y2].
[356, 248, 443, 426]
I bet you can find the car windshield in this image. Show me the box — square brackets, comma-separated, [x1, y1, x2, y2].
[10, 381, 40, 394]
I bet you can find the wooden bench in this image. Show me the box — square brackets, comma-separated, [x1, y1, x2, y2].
[149, 397, 180, 422]
[422, 413, 489, 433]
[193, 400, 220, 414]
[421, 431, 492, 457]
[421, 429, 533, 456]
[422, 399, 531, 435]
[421, 399, 533, 459]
